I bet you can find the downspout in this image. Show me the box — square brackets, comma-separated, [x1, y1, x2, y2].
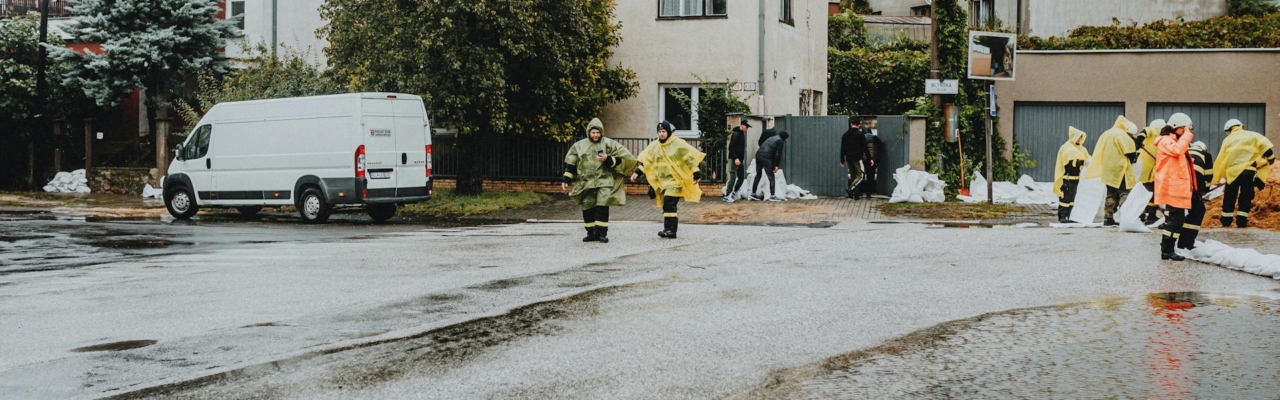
[758, 0, 766, 114]
[272, 0, 278, 58]
[1016, 0, 1023, 35]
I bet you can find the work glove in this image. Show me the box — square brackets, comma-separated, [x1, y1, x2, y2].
[647, 187, 656, 199]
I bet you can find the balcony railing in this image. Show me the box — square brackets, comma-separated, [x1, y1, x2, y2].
[2, 0, 73, 18]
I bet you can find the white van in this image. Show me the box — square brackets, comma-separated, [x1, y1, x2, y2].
[164, 93, 433, 223]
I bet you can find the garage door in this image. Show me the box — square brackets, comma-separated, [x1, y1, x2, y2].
[1014, 102, 1125, 182]
[1146, 103, 1266, 158]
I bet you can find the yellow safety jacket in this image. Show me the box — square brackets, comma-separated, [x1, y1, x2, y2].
[1212, 127, 1274, 185]
[1085, 116, 1139, 189]
[637, 136, 706, 208]
[1053, 127, 1089, 197]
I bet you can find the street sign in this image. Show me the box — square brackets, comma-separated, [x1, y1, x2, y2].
[925, 79, 959, 95]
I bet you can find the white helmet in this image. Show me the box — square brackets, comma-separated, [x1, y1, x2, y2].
[1223, 119, 1242, 132]
[1191, 141, 1208, 152]
[1148, 119, 1166, 129]
[1168, 113, 1193, 129]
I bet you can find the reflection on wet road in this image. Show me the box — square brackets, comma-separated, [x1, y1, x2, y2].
[757, 292, 1280, 399]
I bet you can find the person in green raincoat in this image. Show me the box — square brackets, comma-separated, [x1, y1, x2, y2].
[1054, 127, 1089, 223]
[563, 118, 637, 243]
[631, 121, 706, 239]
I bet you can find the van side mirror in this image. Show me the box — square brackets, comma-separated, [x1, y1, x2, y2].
[175, 144, 186, 161]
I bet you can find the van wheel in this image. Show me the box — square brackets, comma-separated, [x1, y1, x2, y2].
[165, 186, 199, 220]
[366, 203, 397, 222]
[236, 206, 263, 216]
[298, 188, 331, 224]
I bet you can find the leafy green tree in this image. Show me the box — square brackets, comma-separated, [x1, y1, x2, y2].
[1230, 0, 1278, 17]
[839, 0, 873, 14]
[1021, 12, 1280, 50]
[49, 0, 238, 138]
[829, 10, 869, 52]
[320, 0, 637, 194]
[667, 77, 750, 180]
[176, 43, 347, 131]
[827, 10, 929, 116]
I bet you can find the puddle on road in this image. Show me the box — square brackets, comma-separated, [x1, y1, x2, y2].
[747, 292, 1280, 399]
[72, 340, 158, 353]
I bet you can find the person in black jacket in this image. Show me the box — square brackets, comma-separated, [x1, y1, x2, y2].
[723, 119, 750, 202]
[751, 131, 789, 201]
[840, 119, 872, 199]
[862, 127, 882, 197]
[1178, 141, 1214, 251]
[757, 128, 778, 146]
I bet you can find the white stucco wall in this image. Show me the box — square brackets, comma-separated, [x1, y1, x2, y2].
[601, 0, 828, 139]
[1026, 0, 1226, 37]
[225, 0, 329, 67]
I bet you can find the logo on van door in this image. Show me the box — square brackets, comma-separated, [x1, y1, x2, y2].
[370, 129, 392, 137]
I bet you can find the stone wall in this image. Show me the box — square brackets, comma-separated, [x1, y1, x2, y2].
[88, 167, 158, 195]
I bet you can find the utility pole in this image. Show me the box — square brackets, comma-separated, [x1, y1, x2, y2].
[33, 0, 51, 188]
[929, 0, 940, 109]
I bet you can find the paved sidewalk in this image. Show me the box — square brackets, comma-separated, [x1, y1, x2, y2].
[472, 194, 1056, 225]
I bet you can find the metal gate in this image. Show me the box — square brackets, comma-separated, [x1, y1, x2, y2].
[775, 115, 908, 197]
[1014, 102, 1125, 182]
[1146, 103, 1267, 156]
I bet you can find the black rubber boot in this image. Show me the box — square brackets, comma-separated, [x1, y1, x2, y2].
[1237, 217, 1249, 228]
[596, 227, 609, 243]
[582, 227, 598, 242]
[1160, 236, 1184, 261]
[658, 217, 677, 238]
[1057, 208, 1070, 223]
[1221, 217, 1234, 227]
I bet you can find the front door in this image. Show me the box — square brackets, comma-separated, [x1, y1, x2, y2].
[181, 125, 215, 204]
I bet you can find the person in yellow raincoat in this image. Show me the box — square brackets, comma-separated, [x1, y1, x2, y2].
[1086, 116, 1141, 226]
[563, 118, 637, 243]
[631, 121, 706, 239]
[1054, 127, 1089, 223]
[1138, 119, 1165, 224]
[1212, 119, 1275, 228]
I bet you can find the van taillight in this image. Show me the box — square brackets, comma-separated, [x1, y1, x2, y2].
[425, 145, 433, 176]
[355, 145, 366, 178]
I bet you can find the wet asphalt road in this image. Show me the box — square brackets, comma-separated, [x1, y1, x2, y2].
[2, 210, 1280, 399]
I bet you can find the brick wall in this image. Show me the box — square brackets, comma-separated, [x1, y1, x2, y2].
[433, 178, 724, 196]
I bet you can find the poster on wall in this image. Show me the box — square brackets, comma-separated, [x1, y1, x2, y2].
[967, 31, 1016, 81]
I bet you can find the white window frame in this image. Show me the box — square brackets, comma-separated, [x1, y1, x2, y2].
[779, 0, 793, 25]
[659, 0, 727, 18]
[658, 84, 702, 139]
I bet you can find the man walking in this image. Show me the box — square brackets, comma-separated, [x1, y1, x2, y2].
[840, 118, 872, 199]
[1213, 119, 1275, 228]
[632, 121, 705, 239]
[563, 118, 637, 243]
[861, 125, 882, 198]
[1086, 116, 1141, 226]
[752, 131, 790, 201]
[723, 118, 750, 202]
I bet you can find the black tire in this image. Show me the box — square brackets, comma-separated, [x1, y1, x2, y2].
[297, 187, 331, 224]
[236, 206, 263, 216]
[165, 185, 199, 220]
[366, 203, 397, 222]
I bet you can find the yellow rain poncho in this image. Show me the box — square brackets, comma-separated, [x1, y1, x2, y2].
[1212, 126, 1274, 185]
[1085, 116, 1139, 188]
[1137, 124, 1161, 183]
[1054, 127, 1090, 197]
[637, 136, 706, 208]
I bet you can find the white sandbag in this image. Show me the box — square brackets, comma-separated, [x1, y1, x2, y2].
[736, 160, 816, 200]
[1116, 184, 1153, 233]
[43, 185, 58, 192]
[142, 183, 165, 199]
[1189, 240, 1230, 260]
[1222, 248, 1264, 270]
[889, 165, 945, 203]
[1069, 176, 1106, 224]
[1049, 222, 1105, 228]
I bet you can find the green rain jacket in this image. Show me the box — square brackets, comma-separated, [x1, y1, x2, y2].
[564, 118, 638, 209]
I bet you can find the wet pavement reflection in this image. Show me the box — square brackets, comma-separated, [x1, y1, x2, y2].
[762, 292, 1280, 399]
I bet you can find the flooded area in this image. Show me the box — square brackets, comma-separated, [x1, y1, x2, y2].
[751, 292, 1280, 399]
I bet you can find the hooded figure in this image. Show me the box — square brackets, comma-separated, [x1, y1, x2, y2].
[1086, 115, 1140, 225]
[1154, 114, 1194, 260]
[1138, 119, 1165, 224]
[563, 118, 637, 243]
[1212, 121, 1275, 227]
[1054, 127, 1089, 223]
[633, 120, 706, 238]
[840, 119, 871, 199]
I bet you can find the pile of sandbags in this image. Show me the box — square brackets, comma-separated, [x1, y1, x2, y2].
[730, 159, 819, 200]
[889, 165, 946, 203]
[1184, 240, 1280, 279]
[43, 169, 91, 194]
[958, 173, 1058, 205]
[142, 183, 164, 199]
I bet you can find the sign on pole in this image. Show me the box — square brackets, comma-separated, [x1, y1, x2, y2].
[925, 79, 959, 95]
[967, 31, 1016, 81]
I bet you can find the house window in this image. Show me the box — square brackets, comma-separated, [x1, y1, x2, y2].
[970, 0, 992, 27]
[779, 0, 793, 25]
[659, 0, 727, 18]
[659, 85, 703, 138]
[230, 1, 245, 30]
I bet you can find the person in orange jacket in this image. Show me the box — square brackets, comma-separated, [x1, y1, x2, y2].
[1154, 113, 1195, 261]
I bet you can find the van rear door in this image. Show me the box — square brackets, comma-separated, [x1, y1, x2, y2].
[360, 97, 399, 197]
[392, 99, 428, 194]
